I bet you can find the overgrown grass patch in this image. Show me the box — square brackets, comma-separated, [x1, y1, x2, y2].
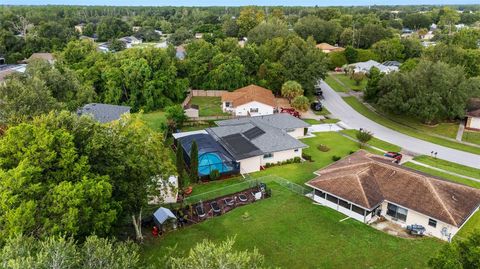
[190, 96, 229, 117]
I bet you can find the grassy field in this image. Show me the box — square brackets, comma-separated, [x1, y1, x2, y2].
[139, 110, 166, 132]
[412, 156, 480, 180]
[343, 97, 480, 155]
[143, 183, 442, 268]
[341, 129, 402, 152]
[324, 75, 347, 92]
[403, 162, 480, 189]
[190, 96, 228, 117]
[463, 130, 480, 145]
[333, 73, 368, 91]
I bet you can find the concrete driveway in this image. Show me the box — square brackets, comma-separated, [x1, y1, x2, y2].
[319, 80, 480, 169]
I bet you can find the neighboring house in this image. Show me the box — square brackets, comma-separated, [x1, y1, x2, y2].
[24, 53, 55, 64]
[466, 98, 480, 131]
[118, 36, 142, 48]
[306, 150, 480, 241]
[207, 116, 308, 174]
[132, 26, 141, 32]
[77, 103, 131, 123]
[176, 45, 186, 60]
[221, 84, 276, 116]
[215, 113, 310, 139]
[0, 64, 26, 85]
[316, 43, 345, 54]
[421, 31, 435, 40]
[97, 42, 110, 52]
[195, 33, 203, 39]
[348, 60, 398, 74]
[175, 113, 309, 176]
[80, 35, 97, 42]
[74, 23, 85, 34]
[382, 61, 401, 68]
[184, 104, 199, 118]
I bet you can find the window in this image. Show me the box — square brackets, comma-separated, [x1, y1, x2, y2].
[263, 153, 273, 159]
[428, 218, 437, 228]
[294, 149, 299, 152]
[250, 108, 259, 113]
[339, 199, 350, 209]
[314, 189, 324, 198]
[387, 203, 408, 222]
[225, 102, 231, 107]
[352, 205, 365, 216]
[326, 194, 338, 204]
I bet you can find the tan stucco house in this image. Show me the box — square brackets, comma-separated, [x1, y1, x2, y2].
[306, 150, 480, 241]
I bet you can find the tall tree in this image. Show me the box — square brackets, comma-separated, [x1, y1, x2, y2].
[281, 80, 303, 101]
[190, 140, 199, 183]
[176, 140, 185, 189]
[429, 230, 480, 269]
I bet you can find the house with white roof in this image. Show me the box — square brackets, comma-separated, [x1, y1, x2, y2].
[348, 60, 398, 74]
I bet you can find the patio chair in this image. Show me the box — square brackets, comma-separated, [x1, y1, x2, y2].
[210, 201, 221, 214]
[224, 197, 235, 206]
[238, 194, 248, 202]
[195, 205, 206, 218]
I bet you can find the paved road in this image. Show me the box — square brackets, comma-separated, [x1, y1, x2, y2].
[320, 80, 480, 169]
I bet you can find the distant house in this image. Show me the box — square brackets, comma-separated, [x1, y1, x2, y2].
[382, 61, 401, 68]
[175, 45, 186, 60]
[24, 53, 55, 64]
[348, 60, 398, 74]
[132, 26, 141, 32]
[221, 84, 276, 117]
[80, 35, 97, 42]
[74, 23, 85, 34]
[466, 98, 480, 131]
[97, 42, 110, 52]
[118, 36, 142, 48]
[420, 31, 435, 40]
[316, 43, 345, 54]
[421, 41, 437, 47]
[306, 150, 480, 241]
[77, 103, 131, 123]
[155, 41, 168, 48]
[154, 30, 163, 36]
[195, 33, 203, 39]
[0, 64, 26, 84]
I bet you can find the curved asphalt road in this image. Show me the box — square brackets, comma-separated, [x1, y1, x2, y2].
[320, 80, 480, 169]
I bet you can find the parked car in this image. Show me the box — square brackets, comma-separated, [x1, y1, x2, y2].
[384, 152, 402, 163]
[311, 101, 323, 111]
[314, 87, 323, 97]
[334, 67, 343, 72]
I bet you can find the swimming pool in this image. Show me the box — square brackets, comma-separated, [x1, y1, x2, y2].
[198, 152, 235, 176]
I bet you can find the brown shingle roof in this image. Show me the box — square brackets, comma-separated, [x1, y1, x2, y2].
[221, 84, 276, 108]
[466, 98, 480, 117]
[28, 53, 55, 62]
[306, 150, 480, 227]
[316, 43, 345, 53]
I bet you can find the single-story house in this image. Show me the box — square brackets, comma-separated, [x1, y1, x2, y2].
[221, 84, 276, 117]
[215, 113, 310, 139]
[316, 43, 345, 54]
[306, 150, 480, 241]
[23, 53, 55, 64]
[74, 23, 85, 34]
[77, 103, 131, 123]
[348, 60, 398, 74]
[466, 98, 480, 131]
[175, 114, 308, 176]
[118, 36, 142, 48]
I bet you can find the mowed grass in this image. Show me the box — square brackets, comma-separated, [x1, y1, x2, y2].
[463, 130, 480, 145]
[333, 73, 368, 91]
[325, 75, 347, 92]
[403, 162, 480, 189]
[412, 155, 480, 180]
[143, 184, 443, 268]
[343, 97, 480, 155]
[139, 110, 166, 132]
[341, 129, 402, 153]
[190, 96, 228, 117]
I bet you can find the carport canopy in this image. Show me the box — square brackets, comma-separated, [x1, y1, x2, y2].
[153, 207, 177, 225]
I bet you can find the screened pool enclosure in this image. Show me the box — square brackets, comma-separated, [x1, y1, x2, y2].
[177, 134, 239, 177]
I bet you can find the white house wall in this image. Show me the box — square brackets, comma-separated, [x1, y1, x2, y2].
[380, 201, 459, 241]
[239, 156, 262, 174]
[469, 117, 480, 129]
[228, 101, 274, 116]
[261, 149, 302, 166]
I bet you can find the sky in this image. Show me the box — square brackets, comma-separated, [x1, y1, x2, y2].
[2, 0, 479, 6]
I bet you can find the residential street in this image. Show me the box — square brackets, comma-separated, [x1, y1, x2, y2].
[320, 80, 480, 169]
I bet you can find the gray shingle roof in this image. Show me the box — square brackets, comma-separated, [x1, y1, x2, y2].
[215, 113, 310, 130]
[207, 121, 307, 160]
[77, 103, 131, 123]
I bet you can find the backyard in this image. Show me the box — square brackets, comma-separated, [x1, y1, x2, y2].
[143, 183, 443, 268]
[189, 96, 229, 117]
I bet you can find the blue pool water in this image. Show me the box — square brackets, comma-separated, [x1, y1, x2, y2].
[198, 153, 234, 176]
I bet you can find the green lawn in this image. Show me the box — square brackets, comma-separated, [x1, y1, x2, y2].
[314, 106, 332, 116]
[333, 73, 368, 91]
[303, 118, 320, 125]
[463, 130, 480, 145]
[139, 110, 166, 132]
[190, 96, 228, 117]
[325, 75, 347, 92]
[343, 97, 480, 155]
[143, 184, 442, 268]
[456, 210, 480, 239]
[341, 129, 402, 152]
[403, 162, 480, 189]
[412, 155, 480, 180]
